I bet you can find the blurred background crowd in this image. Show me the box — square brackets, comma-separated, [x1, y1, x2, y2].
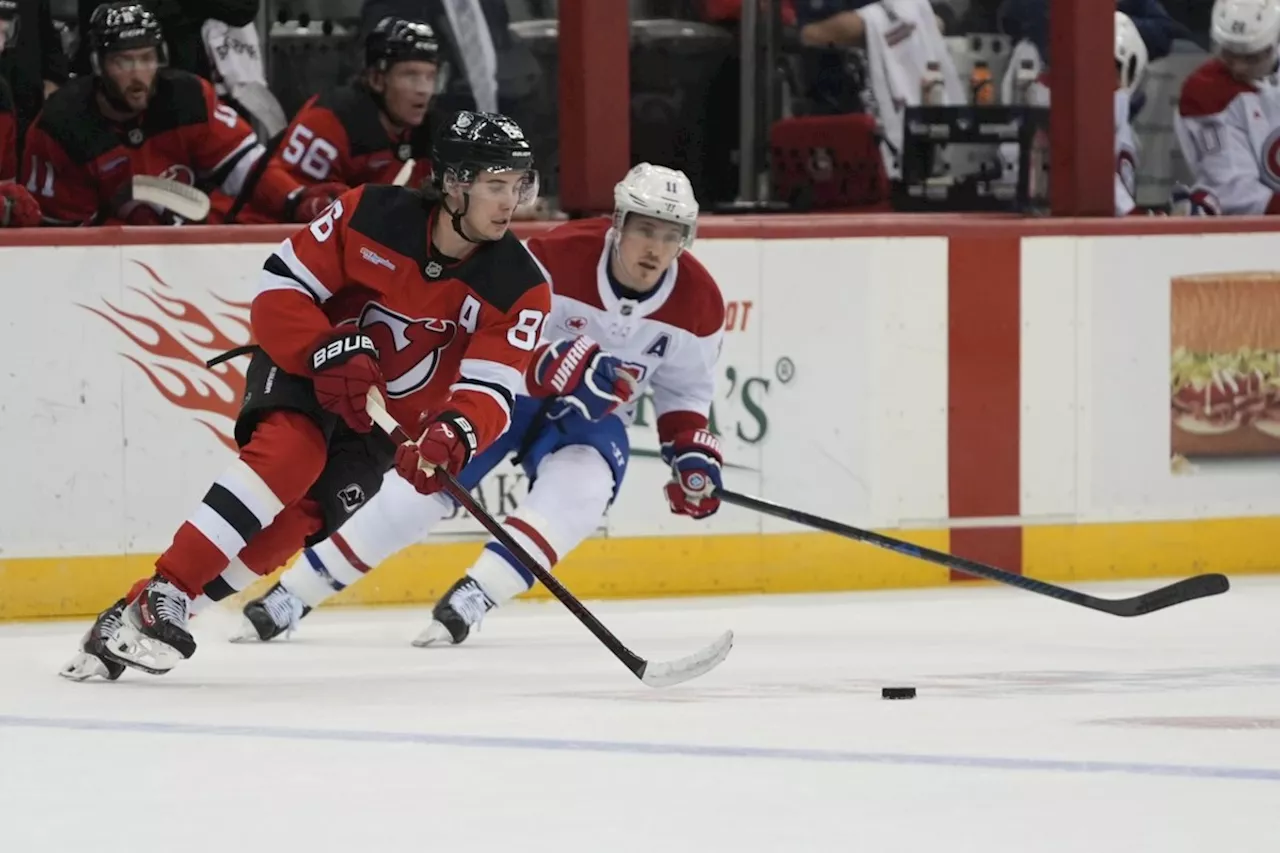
[0, 0, 1244, 226]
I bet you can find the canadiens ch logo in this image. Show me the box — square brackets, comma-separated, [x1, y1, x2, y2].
[351, 302, 457, 398]
[1263, 126, 1280, 190]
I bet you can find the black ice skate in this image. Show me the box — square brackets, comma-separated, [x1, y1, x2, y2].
[231, 582, 309, 643]
[412, 576, 495, 647]
[59, 598, 128, 682]
[105, 576, 196, 674]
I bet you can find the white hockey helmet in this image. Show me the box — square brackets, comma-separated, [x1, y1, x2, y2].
[1115, 12, 1148, 95]
[612, 163, 699, 251]
[1211, 0, 1280, 55]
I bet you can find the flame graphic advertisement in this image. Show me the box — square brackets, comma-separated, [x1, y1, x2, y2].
[80, 260, 252, 451]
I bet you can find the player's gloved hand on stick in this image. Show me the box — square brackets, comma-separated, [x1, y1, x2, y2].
[526, 335, 639, 421]
[307, 330, 384, 433]
[287, 182, 350, 222]
[662, 429, 723, 519]
[395, 413, 478, 495]
[0, 183, 41, 228]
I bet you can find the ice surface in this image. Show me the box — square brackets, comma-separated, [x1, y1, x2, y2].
[2, 576, 1279, 852]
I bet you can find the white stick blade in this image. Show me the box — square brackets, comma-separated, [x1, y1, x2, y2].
[392, 159, 415, 187]
[640, 630, 733, 688]
[131, 176, 212, 222]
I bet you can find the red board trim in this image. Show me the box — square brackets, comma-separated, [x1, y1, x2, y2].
[948, 235, 1023, 577]
[5, 214, 1280, 248]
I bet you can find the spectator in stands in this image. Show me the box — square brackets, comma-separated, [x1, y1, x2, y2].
[75, 0, 260, 81]
[0, 0, 68, 136]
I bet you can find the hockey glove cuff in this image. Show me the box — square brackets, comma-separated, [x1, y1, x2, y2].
[308, 331, 384, 433]
[662, 428, 723, 519]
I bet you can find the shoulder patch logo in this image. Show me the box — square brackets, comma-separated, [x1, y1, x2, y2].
[644, 333, 671, 358]
[360, 246, 396, 271]
[566, 316, 588, 332]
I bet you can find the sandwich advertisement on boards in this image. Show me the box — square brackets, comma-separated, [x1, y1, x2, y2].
[1082, 234, 1280, 522]
[1170, 272, 1280, 462]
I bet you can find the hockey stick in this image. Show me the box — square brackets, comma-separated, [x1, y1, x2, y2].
[715, 488, 1230, 617]
[392, 158, 415, 187]
[365, 393, 733, 687]
[130, 176, 212, 222]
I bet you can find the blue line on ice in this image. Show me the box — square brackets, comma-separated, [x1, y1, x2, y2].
[2, 714, 1277, 782]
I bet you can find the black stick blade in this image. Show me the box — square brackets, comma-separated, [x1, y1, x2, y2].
[1103, 573, 1231, 617]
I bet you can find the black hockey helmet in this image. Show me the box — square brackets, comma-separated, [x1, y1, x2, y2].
[88, 2, 166, 72]
[432, 110, 535, 187]
[366, 17, 439, 70]
[431, 110, 537, 242]
[0, 1, 18, 54]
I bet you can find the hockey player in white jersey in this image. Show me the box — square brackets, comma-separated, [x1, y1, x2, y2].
[234, 163, 726, 645]
[1115, 12, 1148, 216]
[1175, 0, 1280, 215]
[1001, 12, 1148, 215]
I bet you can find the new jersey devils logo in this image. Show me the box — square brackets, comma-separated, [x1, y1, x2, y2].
[1263, 127, 1280, 191]
[352, 302, 457, 398]
[158, 164, 196, 186]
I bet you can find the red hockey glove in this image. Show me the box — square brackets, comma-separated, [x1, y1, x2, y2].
[287, 182, 349, 223]
[525, 335, 639, 421]
[307, 331, 384, 433]
[661, 429, 723, 519]
[0, 183, 40, 228]
[394, 413, 478, 495]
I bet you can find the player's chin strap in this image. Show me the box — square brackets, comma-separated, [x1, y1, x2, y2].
[443, 194, 488, 244]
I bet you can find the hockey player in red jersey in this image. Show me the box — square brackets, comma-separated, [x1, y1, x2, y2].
[19, 3, 291, 225]
[231, 164, 727, 647]
[1174, 0, 1280, 215]
[247, 17, 440, 224]
[0, 3, 39, 227]
[61, 110, 553, 681]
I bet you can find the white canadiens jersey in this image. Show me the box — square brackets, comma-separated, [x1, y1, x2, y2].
[1175, 58, 1280, 215]
[1000, 40, 1136, 216]
[1115, 89, 1139, 216]
[525, 217, 725, 431]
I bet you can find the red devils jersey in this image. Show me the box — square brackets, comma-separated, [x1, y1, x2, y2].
[256, 184, 551, 451]
[20, 71, 285, 225]
[254, 84, 434, 219]
[0, 76, 15, 182]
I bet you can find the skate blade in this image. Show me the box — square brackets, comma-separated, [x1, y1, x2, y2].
[411, 620, 454, 647]
[105, 623, 186, 675]
[58, 651, 122, 682]
[228, 617, 270, 644]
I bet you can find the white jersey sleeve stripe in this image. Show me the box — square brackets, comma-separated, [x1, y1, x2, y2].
[274, 238, 335, 301]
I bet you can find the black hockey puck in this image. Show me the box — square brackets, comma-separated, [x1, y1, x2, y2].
[881, 687, 916, 700]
